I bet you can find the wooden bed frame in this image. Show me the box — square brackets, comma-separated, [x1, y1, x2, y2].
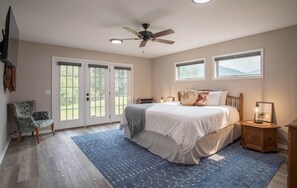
[177, 91, 243, 121]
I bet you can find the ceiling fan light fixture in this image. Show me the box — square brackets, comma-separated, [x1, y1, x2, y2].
[110, 39, 123, 44]
[192, 0, 212, 4]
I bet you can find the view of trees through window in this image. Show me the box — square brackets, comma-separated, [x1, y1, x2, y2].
[60, 65, 79, 121]
[114, 69, 128, 115]
[90, 67, 106, 118]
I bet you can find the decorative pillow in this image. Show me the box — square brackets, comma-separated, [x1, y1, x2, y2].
[180, 90, 198, 106]
[195, 93, 208, 106]
[219, 91, 229, 105]
[206, 91, 222, 106]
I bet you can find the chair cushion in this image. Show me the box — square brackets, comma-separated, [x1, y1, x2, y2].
[35, 119, 53, 129]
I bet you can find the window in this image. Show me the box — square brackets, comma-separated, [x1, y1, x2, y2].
[114, 66, 131, 115]
[58, 62, 81, 121]
[175, 59, 205, 81]
[213, 49, 263, 79]
[89, 64, 108, 118]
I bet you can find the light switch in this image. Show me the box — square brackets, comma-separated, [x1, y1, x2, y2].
[45, 89, 51, 95]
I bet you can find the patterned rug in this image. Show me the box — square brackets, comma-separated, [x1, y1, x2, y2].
[71, 130, 285, 188]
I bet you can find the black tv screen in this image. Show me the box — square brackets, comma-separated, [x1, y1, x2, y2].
[0, 7, 19, 67]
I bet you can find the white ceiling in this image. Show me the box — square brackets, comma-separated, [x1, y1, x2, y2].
[10, 0, 297, 58]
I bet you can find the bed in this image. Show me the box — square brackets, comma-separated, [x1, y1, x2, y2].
[120, 91, 243, 165]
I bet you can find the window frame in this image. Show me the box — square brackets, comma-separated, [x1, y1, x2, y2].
[174, 58, 206, 82]
[212, 48, 264, 80]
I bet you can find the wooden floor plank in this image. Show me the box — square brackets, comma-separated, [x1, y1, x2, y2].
[0, 123, 286, 188]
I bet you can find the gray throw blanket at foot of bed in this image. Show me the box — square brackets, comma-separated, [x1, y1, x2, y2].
[125, 103, 153, 139]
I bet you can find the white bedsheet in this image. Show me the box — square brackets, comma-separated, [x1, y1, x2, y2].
[121, 103, 239, 153]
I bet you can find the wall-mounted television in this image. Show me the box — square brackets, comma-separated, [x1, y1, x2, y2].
[0, 6, 19, 67]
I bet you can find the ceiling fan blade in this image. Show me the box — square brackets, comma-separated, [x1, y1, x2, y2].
[123, 27, 140, 37]
[153, 29, 174, 38]
[153, 38, 175, 44]
[139, 40, 147, 47]
[122, 38, 141, 41]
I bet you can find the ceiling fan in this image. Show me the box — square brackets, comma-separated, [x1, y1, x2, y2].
[110, 23, 175, 47]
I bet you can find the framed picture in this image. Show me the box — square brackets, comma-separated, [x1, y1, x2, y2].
[166, 97, 175, 102]
[254, 102, 273, 123]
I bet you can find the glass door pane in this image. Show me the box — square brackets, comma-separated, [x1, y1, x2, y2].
[60, 65, 80, 121]
[90, 67, 106, 117]
[86, 64, 109, 126]
[114, 69, 129, 115]
[110, 66, 132, 122]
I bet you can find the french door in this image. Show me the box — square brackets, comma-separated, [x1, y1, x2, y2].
[52, 57, 132, 129]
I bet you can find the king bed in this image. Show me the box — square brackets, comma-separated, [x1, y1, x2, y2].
[120, 91, 243, 165]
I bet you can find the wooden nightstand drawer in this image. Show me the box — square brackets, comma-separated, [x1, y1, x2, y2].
[245, 127, 262, 150]
[240, 121, 280, 152]
[263, 129, 277, 150]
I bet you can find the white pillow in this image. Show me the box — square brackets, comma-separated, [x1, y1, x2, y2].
[206, 91, 222, 106]
[219, 91, 229, 105]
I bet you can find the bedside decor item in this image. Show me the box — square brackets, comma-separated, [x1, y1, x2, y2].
[254, 102, 273, 123]
[254, 103, 262, 124]
[166, 97, 174, 102]
[240, 121, 280, 152]
[136, 98, 155, 104]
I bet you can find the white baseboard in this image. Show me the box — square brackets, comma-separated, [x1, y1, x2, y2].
[0, 138, 11, 165]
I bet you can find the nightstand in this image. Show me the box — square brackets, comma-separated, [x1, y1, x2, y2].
[240, 121, 280, 152]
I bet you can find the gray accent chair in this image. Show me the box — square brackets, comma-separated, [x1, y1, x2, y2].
[9, 100, 55, 143]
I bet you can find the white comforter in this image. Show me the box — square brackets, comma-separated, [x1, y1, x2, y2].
[121, 102, 239, 153]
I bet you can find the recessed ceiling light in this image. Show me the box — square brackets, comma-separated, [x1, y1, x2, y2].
[110, 39, 123, 44]
[192, 0, 212, 4]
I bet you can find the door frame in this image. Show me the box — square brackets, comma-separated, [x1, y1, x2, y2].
[52, 56, 133, 130]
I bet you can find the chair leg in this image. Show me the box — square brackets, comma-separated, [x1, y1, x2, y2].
[36, 128, 40, 144]
[51, 123, 55, 135]
[18, 132, 22, 142]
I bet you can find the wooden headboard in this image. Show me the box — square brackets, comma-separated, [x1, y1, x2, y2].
[177, 90, 243, 121]
[226, 93, 243, 121]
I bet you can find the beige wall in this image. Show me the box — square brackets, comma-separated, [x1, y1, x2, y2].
[10, 40, 152, 117]
[152, 25, 297, 140]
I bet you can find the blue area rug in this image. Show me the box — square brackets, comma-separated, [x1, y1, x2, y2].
[71, 130, 285, 188]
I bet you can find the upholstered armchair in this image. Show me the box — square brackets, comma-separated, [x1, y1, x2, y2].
[10, 100, 55, 143]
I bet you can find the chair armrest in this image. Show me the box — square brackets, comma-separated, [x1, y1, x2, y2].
[32, 111, 50, 120]
[15, 116, 38, 132]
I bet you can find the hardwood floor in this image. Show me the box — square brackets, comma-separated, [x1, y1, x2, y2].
[0, 123, 287, 188]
